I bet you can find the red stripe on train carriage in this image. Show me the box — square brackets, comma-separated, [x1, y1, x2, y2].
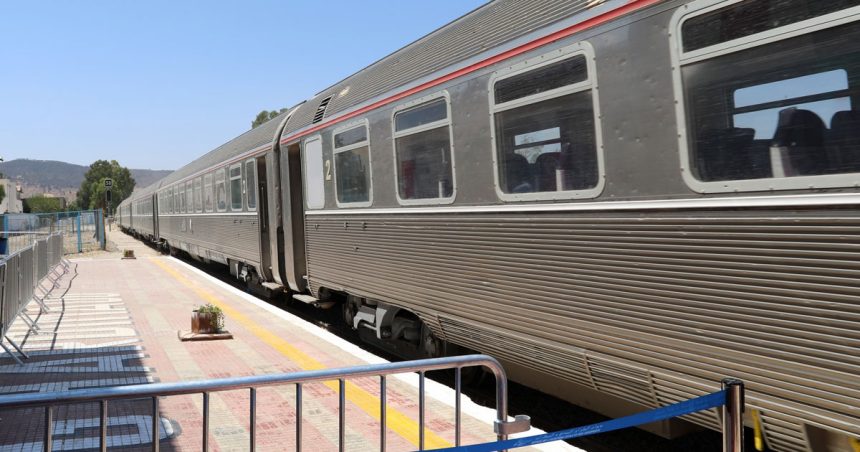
[279, 0, 664, 146]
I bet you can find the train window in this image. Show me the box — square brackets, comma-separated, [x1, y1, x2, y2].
[244, 160, 257, 211]
[675, 1, 860, 190]
[333, 123, 372, 206]
[203, 173, 213, 213]
[215, 168, 227, 212]
[681, 0, 860, 53]
[303, 136, 325, 209]
[185, 181, 193, 214]
[491, 49, 601, 200]
[194, 177, 203, 213]
[229, 164, 242, 211]
[393, 96, 454, 203]
[178, 185, 185, 213]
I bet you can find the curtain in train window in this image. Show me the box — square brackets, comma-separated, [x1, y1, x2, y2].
[333, 124, 371, 205]
[245, 160, 257, 210]
[229, 164, 242, 211]
[681, 1, 860, 182]
[215, 168, 227, 212]
[492, 55, 598, 196]
[393, 98, 454, 201]
[203, 174, 213, 212]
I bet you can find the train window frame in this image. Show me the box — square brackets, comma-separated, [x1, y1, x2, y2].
[229, 163, 243, 211]
[671, 0, 860, 193]
[215, 168, 227, 212]
[167, 187, 174, 214]
[390, 91, 457, 206]
[332, 119, 373, 208]
[487, 41, 604, 202]
[244, 159, 257, 212]
[178, 184, 185, 214]
[203, 173, 214, 213]
[193, 177, 203, 213]
[303, 135, 326, 210]
[185, 180, 193, 214]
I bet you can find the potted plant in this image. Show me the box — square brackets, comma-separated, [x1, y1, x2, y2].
[192, 304, 224, 334]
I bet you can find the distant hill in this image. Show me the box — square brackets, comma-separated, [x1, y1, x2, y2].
[0, 159, 172, 199]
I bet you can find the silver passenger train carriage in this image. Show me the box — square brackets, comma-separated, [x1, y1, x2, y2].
[119, 1, 860, 450]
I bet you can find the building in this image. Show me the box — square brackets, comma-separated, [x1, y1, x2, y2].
[0, 179, 23, 213]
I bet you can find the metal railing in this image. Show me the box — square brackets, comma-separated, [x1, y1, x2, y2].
[1, 210, 105, 255]
[0, 354, 529, 452]
[0, 232, 66, 363]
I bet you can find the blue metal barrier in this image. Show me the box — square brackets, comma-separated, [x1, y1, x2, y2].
[425, 379, 745, 452]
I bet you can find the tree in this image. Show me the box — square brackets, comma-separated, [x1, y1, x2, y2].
[0, 184, 5, 206]
[76, 160, 135, 214]
[23, 195, 63, 213]
[251, 108, 288, 128]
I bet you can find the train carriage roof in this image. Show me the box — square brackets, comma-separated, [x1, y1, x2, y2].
[155, 109, 291, 189]
[282, 0, 609, 137]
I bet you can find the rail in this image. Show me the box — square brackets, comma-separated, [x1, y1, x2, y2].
[0, 354, 530, 452]
[0, 232, 66, 364]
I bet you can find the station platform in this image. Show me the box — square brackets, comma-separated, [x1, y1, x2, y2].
[0, 230, 576, 451]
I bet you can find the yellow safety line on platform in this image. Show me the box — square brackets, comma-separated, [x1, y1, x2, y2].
[152, 257, 451, 449]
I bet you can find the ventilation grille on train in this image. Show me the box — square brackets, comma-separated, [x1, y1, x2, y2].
[759, 411, 809, 452]
[312, 96, 332, 124]
[652, 374, 722, 431]
[586, 354, 657, 408]
[439, 316, 592, 387]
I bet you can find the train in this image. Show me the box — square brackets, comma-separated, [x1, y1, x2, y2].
[118, 0, 860, 450]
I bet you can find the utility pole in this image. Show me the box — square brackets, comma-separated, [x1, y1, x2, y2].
[104, 178, 113, 231]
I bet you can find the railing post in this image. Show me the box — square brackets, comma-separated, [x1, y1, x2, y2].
[100, 400, 108, 452]
[296, 383, 303, 452]
[419, 371, 425, 451]
[722, 378, 745, 452]
[44, 405, 53, 452]
[76, 214, 82, 253]
[338, 379, 345, 452]
[454, 367, 461, 447]
[202, 391, 209, 452]
[380, 376, 386, 452]
[249, 388, 256, 452]
[152, 396, 160, 452]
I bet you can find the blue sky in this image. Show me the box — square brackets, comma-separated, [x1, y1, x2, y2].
[0, 1, 486, 170]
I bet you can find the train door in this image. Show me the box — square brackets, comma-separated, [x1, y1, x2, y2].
[279, 141, 308, 292]
[254, 154, 275, 282]
[151, 192, 158, 240]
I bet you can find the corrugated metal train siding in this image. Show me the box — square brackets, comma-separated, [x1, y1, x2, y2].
[304, 210, 860, 437]
[161, 215, 260, 265]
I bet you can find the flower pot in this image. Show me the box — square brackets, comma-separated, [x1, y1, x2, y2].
[192, 311, 220, 334]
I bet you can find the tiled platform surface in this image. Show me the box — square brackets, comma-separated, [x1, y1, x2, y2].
[0, 231, 575, 452]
